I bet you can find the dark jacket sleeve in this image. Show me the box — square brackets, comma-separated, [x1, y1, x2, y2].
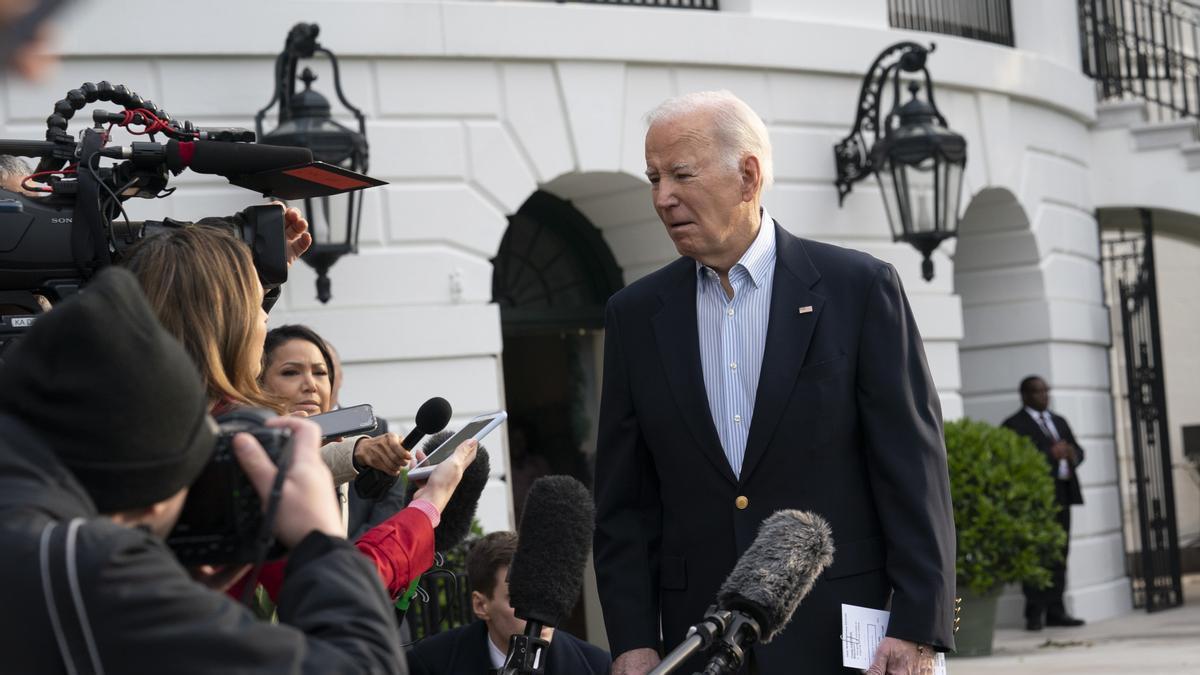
[592, 301, 664, 657]
[855, 264, 957, 651]
[85, 527, 404, 674]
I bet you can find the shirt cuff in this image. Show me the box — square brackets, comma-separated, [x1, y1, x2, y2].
[407, 499, 441, 528]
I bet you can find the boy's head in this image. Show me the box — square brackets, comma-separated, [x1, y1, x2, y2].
[467, 531, 552, 650]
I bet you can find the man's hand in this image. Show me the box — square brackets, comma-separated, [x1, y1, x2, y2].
[354, 433, 412, 475]
[1051, 440, 1073, 461]
[410, 440, 478, 513]
[611, 648, 660, 675]
[866, 637, 934, 675]
[270, 202, 312, 266]
[233, 415, 344, 547]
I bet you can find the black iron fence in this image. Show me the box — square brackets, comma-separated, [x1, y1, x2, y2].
[1080, 0, 1200, 122]
[1102, 210, 1184, 612]
[888, 0, 1015, 46]
[555, 0, 718, 8]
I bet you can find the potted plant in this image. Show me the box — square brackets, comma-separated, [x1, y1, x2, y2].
[945, 418, 1066, 657]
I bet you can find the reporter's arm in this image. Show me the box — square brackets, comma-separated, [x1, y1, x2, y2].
[353, 440, 477, 595]
[320, 435, 366, 485]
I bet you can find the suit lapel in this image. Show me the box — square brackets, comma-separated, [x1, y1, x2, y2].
[652, 261, 737, 486]
[462, 621, 496, 674]
[739, 226, 825, 485]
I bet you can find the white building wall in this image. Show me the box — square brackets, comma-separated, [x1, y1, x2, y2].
[1154, 235, 1200, 551]
[0, 0, 1138, 625]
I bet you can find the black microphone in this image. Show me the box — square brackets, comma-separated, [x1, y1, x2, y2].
[164, 140, 313, 176]
[651, 510, 835, 675]
[355, 397, 452, 500]
[501, 476, 595, 675]
[405, 429, 492, 552]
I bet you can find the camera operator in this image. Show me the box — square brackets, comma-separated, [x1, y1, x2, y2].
[0, 267, 406, 673]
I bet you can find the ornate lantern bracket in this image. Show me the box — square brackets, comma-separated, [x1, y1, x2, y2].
[255, 23, 369, 304]
[834, 41, 940, 204]
[833, 41, 966, 282]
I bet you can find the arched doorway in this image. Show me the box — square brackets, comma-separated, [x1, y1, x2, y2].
[493, 189, 624, 518]
[492, 189, 624, 644]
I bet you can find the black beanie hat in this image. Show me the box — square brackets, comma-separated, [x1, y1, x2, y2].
[0, 267, 216, 513]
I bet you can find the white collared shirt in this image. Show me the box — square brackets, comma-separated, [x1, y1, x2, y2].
[488, 634, 506, 670]
[696, 207, 776, 478]
[1025, 406, 1061, 441]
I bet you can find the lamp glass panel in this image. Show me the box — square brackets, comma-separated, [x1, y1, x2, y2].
[937, 159, 965, 236]
[876, 162, 904, 241]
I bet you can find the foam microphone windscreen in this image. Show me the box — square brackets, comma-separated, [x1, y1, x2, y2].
[507, 475, 595, 627]
[411, 397, 452, 444]
[407, 429, 491, 552]
[716, 510, 834, 643]
[170, 140, 313, 176]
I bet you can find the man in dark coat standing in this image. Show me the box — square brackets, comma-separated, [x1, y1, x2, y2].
[592, 90, 957, 675]
[0, 268, 407, 674]
[1002, 375, 1087, 631]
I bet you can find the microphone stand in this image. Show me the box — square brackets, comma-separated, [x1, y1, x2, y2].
[649, 607, 729, 675]
[500, 620, 550, 675]
[648, 606, 761, 675]
[696, 611, 759, 675]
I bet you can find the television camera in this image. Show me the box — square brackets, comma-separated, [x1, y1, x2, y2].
[0, 80, 383, 351]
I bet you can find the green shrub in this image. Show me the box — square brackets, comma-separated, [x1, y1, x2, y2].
[945, 418, 1066, 595]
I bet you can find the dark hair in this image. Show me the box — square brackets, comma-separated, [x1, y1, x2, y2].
[1019, 375, 1045, 395]
[467, 531, 518, 598]
[263, 324, 337, 391]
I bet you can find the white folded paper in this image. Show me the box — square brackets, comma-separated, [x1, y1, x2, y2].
[841, 603, 947, 673]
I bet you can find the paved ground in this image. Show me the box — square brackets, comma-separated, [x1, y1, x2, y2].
[948, 575, 1200, 674]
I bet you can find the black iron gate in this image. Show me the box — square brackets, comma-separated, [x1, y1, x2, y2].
[1102, 209, 1184, 611]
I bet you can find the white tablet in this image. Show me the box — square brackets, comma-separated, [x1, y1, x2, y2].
[407, 410, 507, 481]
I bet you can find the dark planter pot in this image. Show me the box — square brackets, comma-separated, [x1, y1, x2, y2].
[950, 587, 1001, 657]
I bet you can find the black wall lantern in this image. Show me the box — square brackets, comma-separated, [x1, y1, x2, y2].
[256, 23, 369, 303]
[834, 42, 966, 282]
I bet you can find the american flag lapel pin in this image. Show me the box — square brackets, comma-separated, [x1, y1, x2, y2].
[797, 305, 813, 315]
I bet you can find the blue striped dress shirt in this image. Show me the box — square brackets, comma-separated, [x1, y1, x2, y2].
[696, 208, 776, 478]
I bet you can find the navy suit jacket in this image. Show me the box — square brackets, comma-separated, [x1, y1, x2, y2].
[1002, 409, 1086, 505]
[593, 224, 957, 673]
[406, 620, 610, 675]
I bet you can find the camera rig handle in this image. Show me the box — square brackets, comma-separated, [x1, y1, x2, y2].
[34, 81, 225, 177]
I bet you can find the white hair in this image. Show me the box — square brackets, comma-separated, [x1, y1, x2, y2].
[0, 155, 30, 182]
[645, 90, 774, 191]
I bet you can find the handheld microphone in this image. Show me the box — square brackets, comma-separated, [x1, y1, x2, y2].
[355, 397, 452, 500]
[501, 476, 595, 675]
[650, 510, 834, 675]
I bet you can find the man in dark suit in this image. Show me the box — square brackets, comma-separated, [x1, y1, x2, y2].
[407, 531, 610, 675]
[593, 91, 956, 675]
[1002, 375, 1086, 631]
